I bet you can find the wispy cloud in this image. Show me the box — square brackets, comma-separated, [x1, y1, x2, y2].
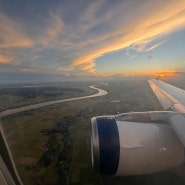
[1, 0, 185, 81]
[0, 11, 63, 48]
[32, 12, 64, 46]
[71, 1, 185, 74]
[129, 55, 136, 60]
[0, 14, 33, 48]
[134, 40, 166, 52]
[145, 40, 167, 52]
[80, 62, 96, 75]
[77, 1, 105, 33]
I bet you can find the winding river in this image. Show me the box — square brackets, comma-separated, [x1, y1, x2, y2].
[0, 86, 108, 185]
[0, 86, 108, 118]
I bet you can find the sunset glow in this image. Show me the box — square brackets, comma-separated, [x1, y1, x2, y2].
[155, 72, 179, 78]
[0, 0, 185, 82]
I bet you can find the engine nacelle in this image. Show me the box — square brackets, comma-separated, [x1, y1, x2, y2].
[91, 111, 184, 176]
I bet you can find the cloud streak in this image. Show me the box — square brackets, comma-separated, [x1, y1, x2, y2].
[145, 40, 167, 52]
[0, 14, 33, 48]
[1, 0, 185, 81]
[0, 11, 63, 48]
[71, 0, 185, 74]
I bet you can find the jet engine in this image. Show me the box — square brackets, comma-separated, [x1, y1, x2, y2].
[91, 111, 184, 176]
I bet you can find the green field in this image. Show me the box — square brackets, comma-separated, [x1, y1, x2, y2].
[1, 79, 185, 185]
[0, 82, 97, 111]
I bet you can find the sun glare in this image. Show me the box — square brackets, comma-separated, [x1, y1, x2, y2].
[155, 71, 178, 78]
[159, 73, 165, 77]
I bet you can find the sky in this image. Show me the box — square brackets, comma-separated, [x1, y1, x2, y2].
[0, 0, 185, 82]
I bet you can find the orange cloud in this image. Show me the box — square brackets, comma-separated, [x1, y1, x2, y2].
[0, 55, 13, 63]
[0, 14, 33, 48]
[71, 1, 185, 74]
[80, 61, 96, 75]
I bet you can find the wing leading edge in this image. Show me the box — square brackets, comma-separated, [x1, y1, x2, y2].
[149, 79, 185, 147]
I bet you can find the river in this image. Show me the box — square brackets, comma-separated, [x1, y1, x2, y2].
[0, 86, 108, 118]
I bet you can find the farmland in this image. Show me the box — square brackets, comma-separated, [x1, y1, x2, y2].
[1, 79, 185, 185]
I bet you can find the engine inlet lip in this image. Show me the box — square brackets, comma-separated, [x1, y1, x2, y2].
[91, 117, 100, 171]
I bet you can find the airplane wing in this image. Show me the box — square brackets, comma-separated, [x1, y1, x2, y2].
[148, 79, 185, 146]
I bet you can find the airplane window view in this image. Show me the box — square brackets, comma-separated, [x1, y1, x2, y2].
[1, 0, 185, 185]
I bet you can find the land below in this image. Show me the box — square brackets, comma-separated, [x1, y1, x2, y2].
[1, 78, 185, 185]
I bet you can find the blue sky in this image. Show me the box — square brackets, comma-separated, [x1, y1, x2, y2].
[0, 0, 185, 82]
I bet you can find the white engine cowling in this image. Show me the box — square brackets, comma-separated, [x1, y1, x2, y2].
[91, 111, 184, 176]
